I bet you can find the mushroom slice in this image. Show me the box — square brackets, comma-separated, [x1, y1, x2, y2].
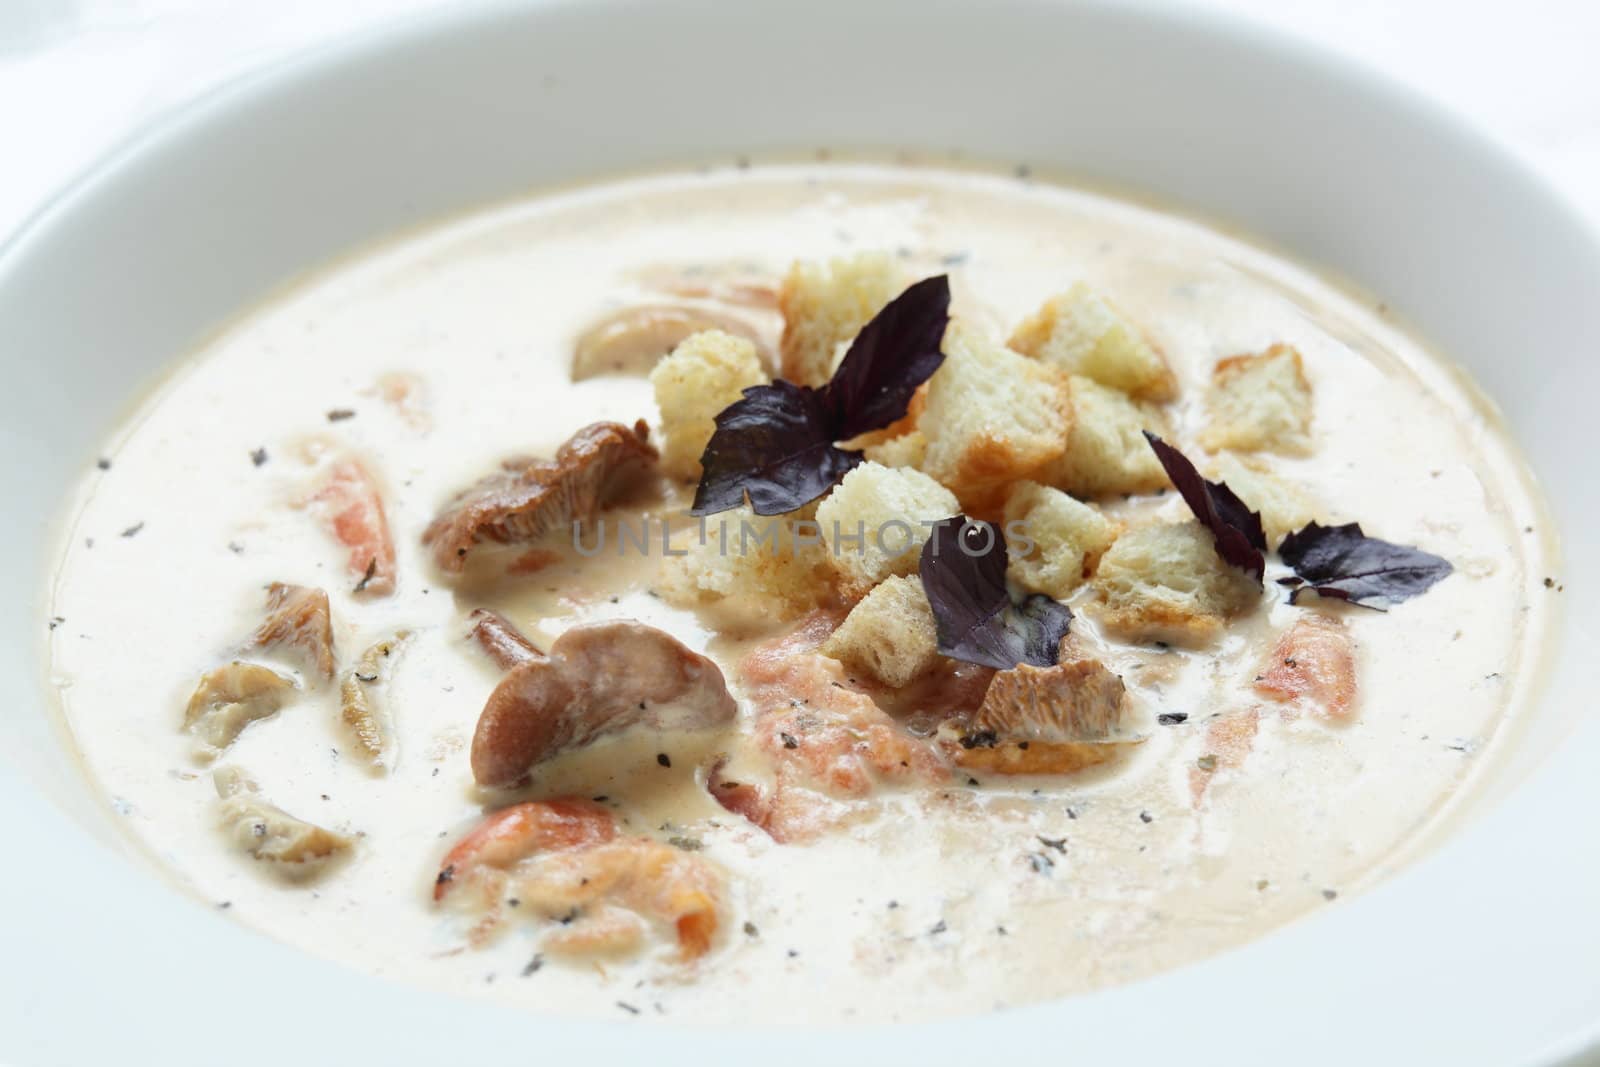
[340, 631, 410, 772]
[468, 608, 544, 670]
[573, 305, 768, 380]
[215, 768, 351, 877]
[942, 653, 1142, 775]
[250, 583, 335, 681]
[422, 421, 658, 573]
[184, 662, 297, 761]
[471, 621, 736, 787]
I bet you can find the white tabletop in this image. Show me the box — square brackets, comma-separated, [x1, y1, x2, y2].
[3, 0, 1599, 245]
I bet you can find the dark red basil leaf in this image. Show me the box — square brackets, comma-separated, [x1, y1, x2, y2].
[690, 381, 863, 516]
[690, 275, 950, 515]
[1278, 521, 1452, 608]
[918, 516, 1073, 670]
[1142, 432, 1266, 584]
[828, 275, 951, 440]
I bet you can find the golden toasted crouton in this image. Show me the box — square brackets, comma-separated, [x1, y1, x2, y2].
[1008, 283, 1177, 401]
[920, 323, 1071, 504]
[816, 462, 959, 596]
[1091, 520, 1261, 644]
[778, 252, 904, 386]
[659, 505, 830, 622]
[819, 575, 939, 687]
[1039, 376, 1169, 498]
[863, 429, 927, 470]
[649, 330, 768, 480]
[1212, 454, 1318, 546]
[1003, 481, 1119, 599]
[1199, 343, 1313, 455]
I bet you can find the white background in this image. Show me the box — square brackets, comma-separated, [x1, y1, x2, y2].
[3, 0, 1600, 245]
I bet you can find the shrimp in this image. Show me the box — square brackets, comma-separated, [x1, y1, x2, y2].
[1188, 708, 1261, 806]
[711, 625, 947, 841]
[307, 458, 397, 595]
[1253, 615, 1357, 720]
[434, 800, 722, 960]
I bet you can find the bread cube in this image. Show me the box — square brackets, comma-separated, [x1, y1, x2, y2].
[815, 461, 959, 596]
[650, 330, 768, 480]
[1199, 343, 1314, 455]
[920, 322, 1071, 502]
[1008, 283, 1177, 401]
[1003, 481, 1119, 599]
[862, 429, 927, 470]
[778, 252, 904, 386]
[1091, 520, 1261, 644]
[819, 575, 940, 687]
[659, 505, 829, 621]
[1212, 454, 1318, 546]
[1040, 375, 1170, 498]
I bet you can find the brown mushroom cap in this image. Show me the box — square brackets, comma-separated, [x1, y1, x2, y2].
[471, 620, 737, 787]
[422, 421, 658, 573]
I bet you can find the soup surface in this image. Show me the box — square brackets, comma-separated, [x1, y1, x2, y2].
[47, 163, 1552, 1023]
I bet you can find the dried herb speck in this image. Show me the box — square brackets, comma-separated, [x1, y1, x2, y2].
[250, 447, 269, 467]
[120, 521, 145, 538]
[326, 408, 356, 422]
[656, 752, 672, 768]
[1158, 712, 1188, 726]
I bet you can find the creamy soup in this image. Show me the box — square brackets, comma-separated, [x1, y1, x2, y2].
[46, 163, 1554, 1024]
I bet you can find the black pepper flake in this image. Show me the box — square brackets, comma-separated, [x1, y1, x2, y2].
[616, 1001, 640, 1015]
[928, 920, 947, 936]
[1322, 889, 1338, 901]
[227, 541, 244, 554]
[521, 954, 544, 977]
[507, 898, 520, 908]
[743, 921, 759, 937]
[958, 730, 998, 750]
[1027, 852, 1055, 874]
[96, 457, 111, 471]
[780, 732, 799, 749]
[217, 901, 232, 910]
[1065, 807, 1078, 820]
[887, 900, 899, 910]
[1544, 576, 1556, 589]
[1037, 836, 1067, 854]
[48, 616, 65, 631]
[249, 447, 268, 467]
[1139, 811, 1154, 824]
[592, 795, 610, 803]
[353, 557, 378, 593]
[120, 521, 144, 538]
[786, 949, 799, 958]
[1158, 712, 1188, 726]
[656, 752, 671, 768]
[435, 864, 455, 888]
[326, 408, 356, 422]
[966, 776, 980, 787]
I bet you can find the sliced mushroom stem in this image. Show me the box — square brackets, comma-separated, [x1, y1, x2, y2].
[468, 608, 544, 670]
[339, 631, 411, 773]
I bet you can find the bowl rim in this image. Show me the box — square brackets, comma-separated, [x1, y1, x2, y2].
[2, 2, 1598, 1064]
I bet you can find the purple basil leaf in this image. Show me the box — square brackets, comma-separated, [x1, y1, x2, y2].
[1142, 432, 1266, 584]
[918, 516, 1073, 670]
[827, 275, 951, 440]
[1278, 521, 1452, 608]
[689, 381, 863, 516]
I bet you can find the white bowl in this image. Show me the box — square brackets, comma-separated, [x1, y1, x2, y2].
[2, 2, 1596, 1063]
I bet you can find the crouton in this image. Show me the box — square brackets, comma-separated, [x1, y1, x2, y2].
[815, 462, 959, 596]
[1091, 520, 1261, 643]
[1008, 283, 1177, 401]
[1003, 481, 1119, 599]
[819, 575, 940, 687]
[778, 252, 904, 386]
[1212, 454, 1318, 546]
[649, 330, 768, 480]
[920, 323, 1071, 504]
[1040, 376, 1170, 498]
[659, 505, 830, 622]
[863, 429, 927, 470]
[1199, 343, 1313, 455]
